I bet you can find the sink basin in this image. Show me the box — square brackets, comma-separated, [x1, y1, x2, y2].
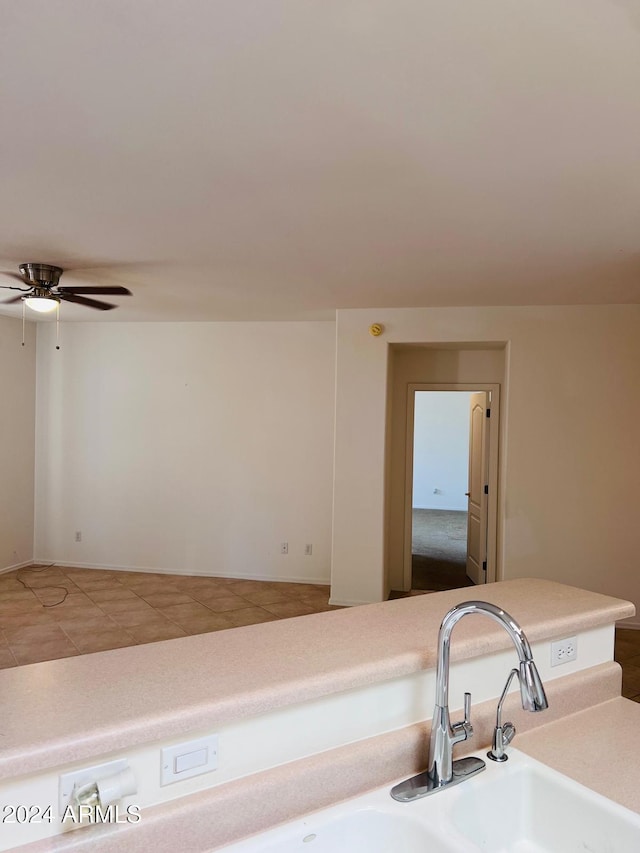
[218, 750, 640, 852]
[453, 755, 640, 852]
[221, 808, 456, 852]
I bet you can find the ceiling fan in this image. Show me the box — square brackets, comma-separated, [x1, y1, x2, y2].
[0, 262, 132, 313]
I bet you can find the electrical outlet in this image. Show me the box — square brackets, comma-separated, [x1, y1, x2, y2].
[75, 531, 82, 543]
[304, 544, 312, 556]
[59, 759, 127, 814]
[551, 636, 577, 667]
[280, 542, 288, 555]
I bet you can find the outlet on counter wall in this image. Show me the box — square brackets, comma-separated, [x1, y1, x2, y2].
[551, 636, 577, 667]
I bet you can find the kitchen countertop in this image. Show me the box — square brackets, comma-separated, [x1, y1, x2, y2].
[0, 578, 634, 780]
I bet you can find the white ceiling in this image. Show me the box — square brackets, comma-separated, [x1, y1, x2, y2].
[1, 0, 639, 322]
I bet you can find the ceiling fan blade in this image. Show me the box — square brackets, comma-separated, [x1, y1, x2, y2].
[58, 293, 116, 311]
[56, 285, 132, 295]
[1, 294, 25, 304]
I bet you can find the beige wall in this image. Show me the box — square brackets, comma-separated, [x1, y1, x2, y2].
[13, 304, 640, 624]
[0, 315, 36, 570]
[386, 346, 506, 593]
[331, 306, 640, 625]
[34, 321, 336, 583]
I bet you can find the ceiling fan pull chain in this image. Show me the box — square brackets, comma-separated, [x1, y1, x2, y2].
[21, 300, 25, 347]
[56, 302, 61, 350]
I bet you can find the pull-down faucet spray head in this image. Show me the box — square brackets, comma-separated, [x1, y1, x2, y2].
[519, 658, 548, 712]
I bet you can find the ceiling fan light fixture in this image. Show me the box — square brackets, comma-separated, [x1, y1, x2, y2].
[24, 296, 59, 313]
[2, 262, 132, 321]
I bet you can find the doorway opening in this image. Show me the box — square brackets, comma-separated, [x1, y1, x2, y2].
[404, 384, 499, 594]
[411, 391, 474, 592]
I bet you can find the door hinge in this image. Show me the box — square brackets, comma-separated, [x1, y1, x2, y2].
[486, 408, 491, 418]
[482, 560, 487, 572]
[484, 484, 489, 495]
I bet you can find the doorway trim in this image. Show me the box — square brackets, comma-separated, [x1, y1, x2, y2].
[404, 383, 501, 591]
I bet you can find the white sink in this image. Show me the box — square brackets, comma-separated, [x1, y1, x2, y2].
[453, 754, 640, 852]
[219, 809, 456, 852]
[292, 810, 453, 853]
[218, 750, 640, 852]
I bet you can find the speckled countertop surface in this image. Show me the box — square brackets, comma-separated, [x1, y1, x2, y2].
[0, 578, 634, 780]
[518, 696, 640, 813]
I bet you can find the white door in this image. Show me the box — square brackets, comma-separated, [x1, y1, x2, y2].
[466, 392, 490, 584]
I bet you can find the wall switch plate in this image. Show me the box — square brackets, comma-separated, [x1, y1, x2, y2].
[161, 735, 218, 786]
[551, 636, 577, 667]
[280, 542, 288, 555]
[304, 544, 312, 556]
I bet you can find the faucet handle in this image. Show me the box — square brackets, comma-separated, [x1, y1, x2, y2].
[462, 691, 473, 737]
[452, 692, 474, 743]
[502, 721, 516, 746]
[463, 692, 472, 726]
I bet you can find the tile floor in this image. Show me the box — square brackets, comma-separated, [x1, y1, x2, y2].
[1, 564, 639, 705]
[0, 565, 340, 668]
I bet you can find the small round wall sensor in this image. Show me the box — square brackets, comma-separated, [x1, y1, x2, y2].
[369, 323, 384, 337]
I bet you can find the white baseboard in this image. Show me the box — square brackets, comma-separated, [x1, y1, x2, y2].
[328, 597, 371, 607]
[0, 560, 35, 575]
[34, 558, 330, 587]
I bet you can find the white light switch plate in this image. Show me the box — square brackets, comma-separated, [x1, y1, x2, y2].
[161, 734, 218, 786]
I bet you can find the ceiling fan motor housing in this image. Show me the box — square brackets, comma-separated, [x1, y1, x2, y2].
[19, 263, 63, 287]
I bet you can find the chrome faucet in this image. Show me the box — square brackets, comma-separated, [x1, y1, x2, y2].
[391, 600, 548, 802]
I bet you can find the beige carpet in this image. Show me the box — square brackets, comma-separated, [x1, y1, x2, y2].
[412, 509, 474, 592]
